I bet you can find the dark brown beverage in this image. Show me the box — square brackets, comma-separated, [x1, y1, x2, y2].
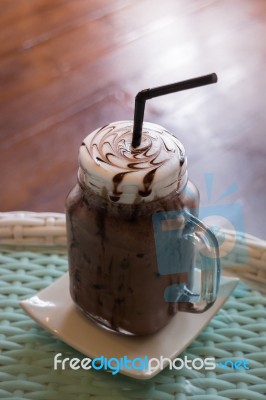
[66, 121, 200, 335]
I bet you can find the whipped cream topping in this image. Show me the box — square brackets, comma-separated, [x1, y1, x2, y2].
[78, 121, 188, 204]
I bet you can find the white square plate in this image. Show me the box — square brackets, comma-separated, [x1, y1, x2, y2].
[20, 273, 239, 379]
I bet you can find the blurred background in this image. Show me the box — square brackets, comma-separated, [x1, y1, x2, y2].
[0, 0, 265, 238]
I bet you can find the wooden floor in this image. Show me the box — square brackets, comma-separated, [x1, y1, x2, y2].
[0, 0, 266, 238]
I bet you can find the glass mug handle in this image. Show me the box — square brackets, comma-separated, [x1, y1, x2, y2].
[153, 209, 220, 313]
[176, 211, 220, 312]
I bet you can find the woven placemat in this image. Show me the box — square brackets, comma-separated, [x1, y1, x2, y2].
[0, 250, 265, 400]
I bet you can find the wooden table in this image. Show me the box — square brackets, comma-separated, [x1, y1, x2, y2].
[1, 0, 266, 239]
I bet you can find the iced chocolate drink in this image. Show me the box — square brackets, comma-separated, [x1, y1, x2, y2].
[66, 121, 201, 335]
[66, 74, 220, 335]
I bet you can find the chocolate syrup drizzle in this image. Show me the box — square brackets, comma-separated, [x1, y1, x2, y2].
[82, 123, 185, 201]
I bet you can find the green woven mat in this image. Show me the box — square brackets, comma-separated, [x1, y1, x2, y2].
[0, 250, 266, 400]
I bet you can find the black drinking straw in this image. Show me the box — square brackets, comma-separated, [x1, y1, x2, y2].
[132, 73, 218, 148]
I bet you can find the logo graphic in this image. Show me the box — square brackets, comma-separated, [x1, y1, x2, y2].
[152, 173, 247, 303]
[197, 173, 247, 265]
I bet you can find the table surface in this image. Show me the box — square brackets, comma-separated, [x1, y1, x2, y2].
[0, 248, 266, 399]
[0, 0, 266, 239]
